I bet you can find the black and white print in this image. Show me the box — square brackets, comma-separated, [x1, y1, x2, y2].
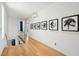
[62, 15, 79, 31]
[30, 24, 33, 29]
[33, 23, 37, 30]
[49, 19, 58, 30]
[36, 22, 40, 30]
[41, 21, 47, 30]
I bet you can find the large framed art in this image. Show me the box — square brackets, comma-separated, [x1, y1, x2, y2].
[62, 15, 79, 31]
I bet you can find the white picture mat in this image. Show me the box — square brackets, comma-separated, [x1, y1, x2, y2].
[63, 16, 78, 31]
[49, 20, 58, 30]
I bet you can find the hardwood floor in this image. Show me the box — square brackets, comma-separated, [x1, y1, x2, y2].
[1, 36, 65, 56]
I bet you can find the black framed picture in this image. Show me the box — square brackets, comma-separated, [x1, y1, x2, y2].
[30, 24, 33, 30]
[41, 21, 47, 30]
[62, 15, 79, 31]
[36, 22, 40, 30]
[33, 23, 37, 30]
[49, 19, 58, 31]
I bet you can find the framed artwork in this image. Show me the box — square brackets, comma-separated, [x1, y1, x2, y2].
[49, 19, 58, 31]
[36, 22, 40, 30]
[33, 23, 37, 30]
[30, 24, 33, 30]
[62, 15, 79, 31]
[41, 21, 47, 30]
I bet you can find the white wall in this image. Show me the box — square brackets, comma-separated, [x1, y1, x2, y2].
[8, 17, 20, 39]
[29, 2, 79, 56]
[0, 3, 2, 39]
[8, 17, 20, 45]
[8, 17, 27, 38]
[4, 4, 8, 38]
[0, 3, 8, 55]
[8, 17, 27, 45]
[0, 3, 3, 55]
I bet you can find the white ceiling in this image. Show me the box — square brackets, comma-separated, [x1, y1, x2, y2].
[4, 2, 53, 19]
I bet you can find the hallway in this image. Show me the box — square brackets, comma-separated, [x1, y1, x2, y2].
[0, 2, 79, 56]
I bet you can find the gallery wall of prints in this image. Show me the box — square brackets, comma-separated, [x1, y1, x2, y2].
[30, 19, 58, 31]
[30, 14, 79, 32]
